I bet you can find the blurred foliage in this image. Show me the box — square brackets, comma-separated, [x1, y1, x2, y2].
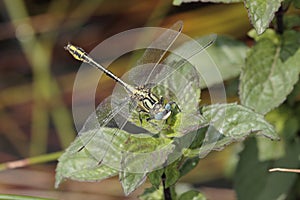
[0, 0, 299, 200]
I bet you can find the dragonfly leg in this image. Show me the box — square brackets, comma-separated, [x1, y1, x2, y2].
[138, 111, 143, 125]
[139, 111, 158, 127]
[77, 145, 85, 152]
[169, 101, 181, 112]
[98, 159, 103, 165]
[159, 96, 164, 104]
[146, 117, 159, 127]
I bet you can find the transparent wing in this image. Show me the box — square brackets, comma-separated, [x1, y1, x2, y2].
[136, 21, 183, 66]
[77, 96, 155, 172]
[77, 96, 130, 152]
[133, 21, 183, 86]
[138, 34, 217, 115]
[158, 34, 217, 86]
[106, 21, 184, 133]
[156, 34, 217, 108]
[75, 23, 217, 169]
[75, 19, 184, 161]
[76, 95, 175, 172]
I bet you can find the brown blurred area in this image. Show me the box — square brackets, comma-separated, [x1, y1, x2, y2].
[0, 0, 251, 199]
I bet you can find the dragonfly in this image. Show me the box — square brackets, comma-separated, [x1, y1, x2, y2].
[65, 21, 216, 168]
[65, 44, 179, 124]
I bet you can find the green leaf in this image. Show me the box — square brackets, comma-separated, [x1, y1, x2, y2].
[178, 190, 206, 200]
[83, 128, 174, 172]
[287, 77, 300, 105]
[280, 30, 300, 61]
[240, 38, 300, 114]
[55, 135, 118, 188]
[119, 135, 175, 174]
[139, 186, 164, 200]
[293, 0, 300, 8]
[148, 169, 164, 189]
[120, 171, 147, 195]
[165, 34, 246, 89]
[55, 126, 174, 193]
[184, 103, 278, 158]
[244, 0, 283, 34]
[149, 34, 214, 137]
[200, 36, 248, 85]
[256, 137, 284, 161]
[281, 114, 299, 140]
[283, 14, 300, 29]
[173, 0, 242, 6]
[247, 28, 279, 43]
[258, 105, 300, 161]
[179, 157, 200, 177]
[148, 162, 182, 191]
[202, 103, 278, 140]
[162, 35, 208, 107]
[234, 138, 300, 200]
[164, 161, 180, 188]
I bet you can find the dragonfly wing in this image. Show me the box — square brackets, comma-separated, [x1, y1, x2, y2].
[76, 95, 174, 172]
[152, 34, 217, 109]
[136, 21, 183, 66]
[158, 34, 217, 85]
[134, 33, 217, 105]
[80, 96, 127, 132]
[75, 96, 131, 161]
[132, 21, 183, 86]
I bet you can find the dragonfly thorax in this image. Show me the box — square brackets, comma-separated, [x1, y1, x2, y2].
[132, 86, 160, 113]
[131, 86, 174, 122]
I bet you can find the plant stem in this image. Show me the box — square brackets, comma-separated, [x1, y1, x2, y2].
[0, 151, 62, 171]
[275, 3, 289, 34]
[0, 194, 54, 200]
[275, 6, 284, 34]
[162, 172, 172, 200]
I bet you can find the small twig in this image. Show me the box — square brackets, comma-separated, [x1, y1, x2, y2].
[269, 168, 300, 173]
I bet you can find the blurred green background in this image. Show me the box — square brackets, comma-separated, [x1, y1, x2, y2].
[0, 0, 252, 199]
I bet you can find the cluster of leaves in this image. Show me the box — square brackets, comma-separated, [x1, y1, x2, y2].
[56, 0, 300, 199]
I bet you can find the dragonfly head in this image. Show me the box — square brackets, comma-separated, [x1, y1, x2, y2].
[153, 109, 172, 120]
[151, 103, 172, 120]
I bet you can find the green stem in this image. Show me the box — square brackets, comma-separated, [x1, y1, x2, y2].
[0, 151, 62, 171]
[4, 0, 76, 155]
[0, 194, 54, 200]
